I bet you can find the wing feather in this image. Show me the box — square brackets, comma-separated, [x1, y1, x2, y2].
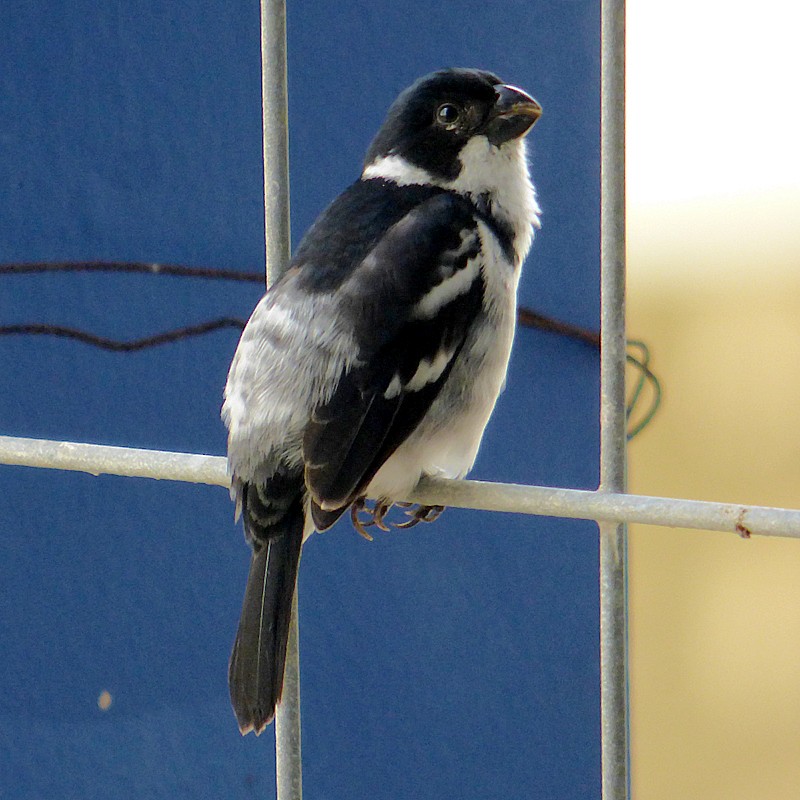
[302, 191, 484, 521]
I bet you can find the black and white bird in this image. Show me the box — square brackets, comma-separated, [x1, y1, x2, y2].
[222, 68, 541, 735]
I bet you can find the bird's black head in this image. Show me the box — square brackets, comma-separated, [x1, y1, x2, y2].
[364, 68, 541, 182]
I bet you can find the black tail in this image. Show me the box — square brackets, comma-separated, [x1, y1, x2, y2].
[229, 479, 304, 735]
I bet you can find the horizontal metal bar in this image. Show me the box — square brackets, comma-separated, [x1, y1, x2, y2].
[409, 477, 800, 539]
[2, 434, 799, 539]
[0, 434, 230, 487]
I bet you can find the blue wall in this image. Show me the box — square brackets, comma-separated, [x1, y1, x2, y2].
[0, 1, 601, 797]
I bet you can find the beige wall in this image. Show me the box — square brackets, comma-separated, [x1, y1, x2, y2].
[627, 200, 800, 799]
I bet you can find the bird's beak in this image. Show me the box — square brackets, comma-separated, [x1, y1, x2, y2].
[495, 84, 542, 123]
[486, 84, 542, 145]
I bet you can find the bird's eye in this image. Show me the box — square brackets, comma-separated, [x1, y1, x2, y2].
[436, 103, 461, 127]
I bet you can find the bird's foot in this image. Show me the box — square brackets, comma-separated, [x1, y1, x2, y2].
[350, 499, 446, 537]
[395, 504, 446, 529]
[350, 497, 392, 541]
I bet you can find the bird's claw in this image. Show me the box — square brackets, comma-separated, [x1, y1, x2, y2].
[395, 504, 446, 529]
[350, 498, 375, 541]
[350, 498, 391, 540]
[350, 499, 446, 537]
[373, 501, 392, 531]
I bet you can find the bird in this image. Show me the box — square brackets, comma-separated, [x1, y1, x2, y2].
[222, 67, 541, 735]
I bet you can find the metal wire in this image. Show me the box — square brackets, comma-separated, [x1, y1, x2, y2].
[258, 1, 303, 797]
[261, 0, 291, 287]
[0, 260, 264, 282]
[599, 0, 630, 796]
[625, 341, 661, 440]
[3, 435, 800, 539]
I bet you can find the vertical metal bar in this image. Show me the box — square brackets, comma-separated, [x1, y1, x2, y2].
[261, 0, 292, 286]
[599, 0, 630, 798]
[276, 601, 303, 800]
[259, 1, 303, 799]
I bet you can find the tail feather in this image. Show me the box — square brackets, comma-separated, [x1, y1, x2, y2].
[229, 481, 304, 735]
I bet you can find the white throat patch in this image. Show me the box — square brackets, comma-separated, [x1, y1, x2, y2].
[362, 155, 438, 187]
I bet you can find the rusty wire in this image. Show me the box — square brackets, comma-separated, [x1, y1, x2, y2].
[1, 260, 660, 437]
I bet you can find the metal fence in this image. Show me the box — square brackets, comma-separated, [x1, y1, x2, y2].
[3, 1, 800, 799]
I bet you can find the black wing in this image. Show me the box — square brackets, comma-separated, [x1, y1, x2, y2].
[301, 189, 485, 527]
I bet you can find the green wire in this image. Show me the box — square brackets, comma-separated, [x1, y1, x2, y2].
[625, 339, 662, 440]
